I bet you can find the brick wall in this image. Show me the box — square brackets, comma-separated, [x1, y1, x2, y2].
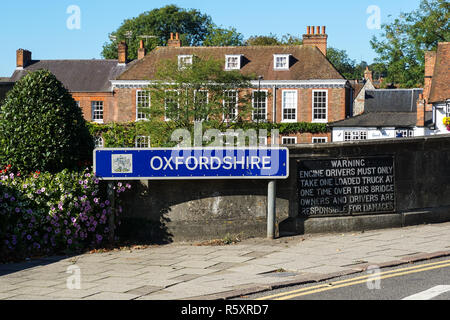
[72, 92, 115, 123]
[112, 85, 349, 142]
[424, 51, 436, 111]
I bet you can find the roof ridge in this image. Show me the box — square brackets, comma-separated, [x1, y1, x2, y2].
[155, 45, 305, 49]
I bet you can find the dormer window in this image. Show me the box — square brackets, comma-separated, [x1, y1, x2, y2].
[178, 55, 193, 69]
[273, 54, 290, 70]
[225, 55, 242, 70]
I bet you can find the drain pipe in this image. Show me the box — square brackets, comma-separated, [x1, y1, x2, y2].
[272, 85, 277, 124]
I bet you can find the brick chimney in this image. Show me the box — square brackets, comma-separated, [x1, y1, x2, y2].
[138, 40, 146, 60]
[118, 41, 128, 65]
[16, 49, 32, 69]
[168, 32, 181, 48]
[364, 66, 373, 82]
[416, 93, 425, 127]
[423, 51, 436, 111]
[303, 26, 328, 56]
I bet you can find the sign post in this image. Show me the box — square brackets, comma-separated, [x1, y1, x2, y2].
[94, 147, 289, 239]
[267, 180, 277, 239]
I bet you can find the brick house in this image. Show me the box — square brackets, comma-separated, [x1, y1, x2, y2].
[9, 43, 133, 135]
[111, 27, 353, 145]
[421, 42, 450, 134]
[329, 88, 433, 141]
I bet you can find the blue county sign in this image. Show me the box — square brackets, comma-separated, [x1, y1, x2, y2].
[94, 148, 289, 180]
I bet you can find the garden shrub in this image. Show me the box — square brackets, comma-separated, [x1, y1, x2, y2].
[0, 165, 131, 262]
[0, 70, 94, 173]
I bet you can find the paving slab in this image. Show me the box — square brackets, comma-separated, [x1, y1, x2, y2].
[2, 222, 450, 300]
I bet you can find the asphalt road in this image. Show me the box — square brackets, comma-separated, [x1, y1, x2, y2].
[243, 257, 450, 300]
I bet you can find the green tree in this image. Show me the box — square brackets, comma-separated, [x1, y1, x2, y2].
[144, 57, 255, 129]
[280, 34, 303, 46]
[245, 34, 280, 46]
[326, 47, 357, 79]
[370, 0, 449, 87]
[204, 24, 244, 46]
[0, 70, 94, 173]
[101, 5, 212, 60]
[245, 33, 302, 46]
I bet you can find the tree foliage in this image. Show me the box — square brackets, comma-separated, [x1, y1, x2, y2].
[370, 0, 449, 87]
[101, 5, 212, 60]
[204, 24, 244, 46]
[144, 57, 255, 128]
[245, 33, 302, 46]
[0, 70, 94, 173]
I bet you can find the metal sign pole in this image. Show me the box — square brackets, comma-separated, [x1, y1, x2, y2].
[267, 180, 276, 239]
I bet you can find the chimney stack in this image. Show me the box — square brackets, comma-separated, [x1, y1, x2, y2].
[416, 93, 425, 127]
[138, 40, 146, 60]
[303, 26, 328, 56]
[423, 51, 436, 111]
[16, 49, 32, 69]
[364, 66, 373, 82]
[168, 32, 181, 48]
[118, 41, 128, 65]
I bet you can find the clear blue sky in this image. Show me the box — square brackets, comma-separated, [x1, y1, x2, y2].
[0, 0, 422, 76]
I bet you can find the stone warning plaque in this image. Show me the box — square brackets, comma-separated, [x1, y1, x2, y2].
[298, 156, 395, 217]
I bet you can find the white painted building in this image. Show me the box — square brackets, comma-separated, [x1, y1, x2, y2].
[329, 89, 435, 142]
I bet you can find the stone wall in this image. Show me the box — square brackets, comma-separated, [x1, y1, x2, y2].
[118, 135, 450, 242]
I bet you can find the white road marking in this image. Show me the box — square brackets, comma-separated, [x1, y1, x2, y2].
[402, 285, 450, 300]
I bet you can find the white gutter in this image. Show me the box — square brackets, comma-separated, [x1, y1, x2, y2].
[111, 79, 348, 89]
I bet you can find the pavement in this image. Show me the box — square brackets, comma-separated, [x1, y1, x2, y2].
[1, 222, 450, 300]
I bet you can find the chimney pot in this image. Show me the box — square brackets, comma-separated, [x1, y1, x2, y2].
[138, 40, 146, 60]
[302, 25, 328, 56]
[168, 32, 181, 47]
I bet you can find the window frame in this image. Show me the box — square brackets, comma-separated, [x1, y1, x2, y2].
[225, 55, 242, 70]
[312, 89, 328, 123]
[194, 89, 209, 121]
[223, 90, 239, 122]
[281, 90, 298, 123]
[178, 55, 193, 70]
[273, 54, 290, 70]
[135, 136, 151, 148]
[164, 90, 180, 121]
[136, 89, 151, 121]
[252, 90, 268, 122]
[91, 100, 104, 124]
[395, 128, 414, 138]
[94, 136, 104, 148]
[282, 136, 297, 145]
[344, 130, 368, 141]
[312, 137, 328, 144]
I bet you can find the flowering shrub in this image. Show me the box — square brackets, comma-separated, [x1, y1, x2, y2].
[0, 166, 131, 261]
[443, 117, 450, 131]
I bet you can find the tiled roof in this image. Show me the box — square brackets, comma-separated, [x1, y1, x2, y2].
[117, 45, 344, 81]
[329, 112, 419, 128]
[429, 42, 450, 103]
[10, 60, 134, 92]
[329, 88, 426, 128]
[365, 89, 423, 113]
